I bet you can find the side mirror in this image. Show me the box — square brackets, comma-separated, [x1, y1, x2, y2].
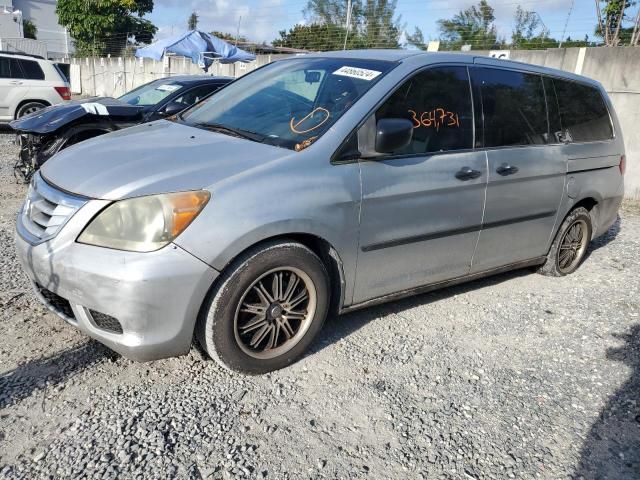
[162, 101, 184, 117]
[375, 118, 413, 154]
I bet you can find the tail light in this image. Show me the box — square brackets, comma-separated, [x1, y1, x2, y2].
[54, 86, 71, 100]
[619, 154, 626, 175]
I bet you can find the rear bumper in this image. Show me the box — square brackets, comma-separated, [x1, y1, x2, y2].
[15, 226, 219, 361]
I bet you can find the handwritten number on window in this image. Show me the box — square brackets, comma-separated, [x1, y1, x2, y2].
[409, 108, 459, 131]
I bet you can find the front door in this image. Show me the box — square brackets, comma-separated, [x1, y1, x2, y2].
[469, 66, 566, 273]
[0, 57, 27, 121]
[353, 65, 487, 305]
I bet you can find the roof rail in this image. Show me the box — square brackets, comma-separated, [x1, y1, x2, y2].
[0, 50, 45, 60]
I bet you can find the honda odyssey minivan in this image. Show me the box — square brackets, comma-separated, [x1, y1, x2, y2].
[16, 51, 624, 373]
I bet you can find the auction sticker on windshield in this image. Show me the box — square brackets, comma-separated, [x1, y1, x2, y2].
[156, 84, 181, 92]
[333, 66, 382, 81]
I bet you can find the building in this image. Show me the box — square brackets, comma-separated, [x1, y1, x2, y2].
[0, 0, 70, 58]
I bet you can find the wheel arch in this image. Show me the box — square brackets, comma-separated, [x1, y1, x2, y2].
[63, 125, 114, 148]
[208, 231, 347, 316]
[571, 196, 600, 239]
[14, 99, 51, 118]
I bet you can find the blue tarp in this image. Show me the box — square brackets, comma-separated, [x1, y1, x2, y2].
[135, 30, 256, 71]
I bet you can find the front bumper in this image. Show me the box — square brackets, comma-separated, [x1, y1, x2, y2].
[15, 199, 219, 361]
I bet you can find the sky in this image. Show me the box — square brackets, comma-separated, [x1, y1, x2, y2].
[146, 0, 632, 46]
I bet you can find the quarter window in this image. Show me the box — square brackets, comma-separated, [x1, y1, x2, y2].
[472, 67, 548, 147]
[552, 78, 613, 142]
[19, 59, 45, 80]
[374, 66, 473, 154]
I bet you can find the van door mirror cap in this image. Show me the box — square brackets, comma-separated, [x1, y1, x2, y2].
[375, 118, 413, 154]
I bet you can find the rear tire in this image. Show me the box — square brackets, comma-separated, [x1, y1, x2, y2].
[196, 240, 330, 374]
[538, 207, 592, 277]
[16, 101, 47, 118]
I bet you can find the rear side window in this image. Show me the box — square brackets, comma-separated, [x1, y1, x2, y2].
[19, 59, 45, 80]
[472, 67, 548, 147]
[551, 78, 613, 142]
[0, 57, 22, 79]
[375, 66, 473, 154]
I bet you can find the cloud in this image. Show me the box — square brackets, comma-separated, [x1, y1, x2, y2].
[150, 0, 291, 43]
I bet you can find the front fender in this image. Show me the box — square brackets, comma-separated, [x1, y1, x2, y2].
[174, 159, 362, 307]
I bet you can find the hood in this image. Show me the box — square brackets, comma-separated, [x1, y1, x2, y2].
[9, 97, 144, 134]
[40, 120, 290, 200]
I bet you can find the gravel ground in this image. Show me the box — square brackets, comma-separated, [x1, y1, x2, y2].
[0, 130, 639, 479]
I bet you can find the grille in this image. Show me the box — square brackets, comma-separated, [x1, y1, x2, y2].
[89, 310, 123, 334]
[19, 173, 86, 243]
[36, 284, 75, 319]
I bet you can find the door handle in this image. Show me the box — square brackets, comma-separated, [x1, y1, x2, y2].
[455, 166, 482, 181]
[496, 163, 519, 176]
[10, 80, 23, 85]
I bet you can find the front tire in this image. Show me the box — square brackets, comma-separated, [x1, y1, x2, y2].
[196, 240, 330, 374]
[538, 207, 592, 277]
[16, 101, 47, 118]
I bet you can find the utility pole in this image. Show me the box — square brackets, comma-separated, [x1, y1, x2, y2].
[235, 16, 242, 46]
[343, 0, 352, 50]
[559, 0, 575, 48]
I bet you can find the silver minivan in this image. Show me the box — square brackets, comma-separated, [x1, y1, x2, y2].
[15, 51, 625, 373]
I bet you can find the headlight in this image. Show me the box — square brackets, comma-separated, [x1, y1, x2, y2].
[78, 191, 210, 252]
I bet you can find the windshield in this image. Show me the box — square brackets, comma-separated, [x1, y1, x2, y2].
[118, 80, 183, 106]
[179, 58, 395, 150]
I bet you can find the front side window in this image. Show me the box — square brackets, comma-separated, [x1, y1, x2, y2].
[172, 84, 220, 108]
[472, 67, 548, 147]
[118, 80, 184, 106]
[180, 58, 395, 150]
[0, 57, 10, 78]
[374, 66, 473, 155]
[552, 78, 613, 142]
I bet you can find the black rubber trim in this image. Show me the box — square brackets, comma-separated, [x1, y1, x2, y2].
[567, 165, 616, 174]
[361, 210, 556, 252]
[341, 256, 546, 313]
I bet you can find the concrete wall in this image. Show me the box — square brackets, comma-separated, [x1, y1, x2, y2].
[66, 47, 640, 198]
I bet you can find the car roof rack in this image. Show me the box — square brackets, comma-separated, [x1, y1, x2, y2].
[0, 50, 45, 60]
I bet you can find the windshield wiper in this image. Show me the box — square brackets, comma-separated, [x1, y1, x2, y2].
[192, 122, 265, 143]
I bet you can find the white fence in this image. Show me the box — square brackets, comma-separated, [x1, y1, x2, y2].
[61, 54, 288, 98]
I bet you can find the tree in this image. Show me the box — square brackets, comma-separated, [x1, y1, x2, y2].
[211, 31, 247, 43]
[406, 26, 426, 49]
[594, 0, 634, 46]
[188, 11, 198, 31]
[511, 6, 540, 47]
[362, 0, 402, 48]
[23, 19, 37, 39]
[296, 0, 401, 50]
[437, 0, 498, 50]
[56, 0, 158, 56]
[273, 23, 361, 50]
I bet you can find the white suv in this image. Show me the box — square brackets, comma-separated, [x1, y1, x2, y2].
[0, 51, 70, 122]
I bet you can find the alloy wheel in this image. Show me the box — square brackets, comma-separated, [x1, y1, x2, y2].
[233, 267, 317, 360]
[557, 219, 588, 274]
